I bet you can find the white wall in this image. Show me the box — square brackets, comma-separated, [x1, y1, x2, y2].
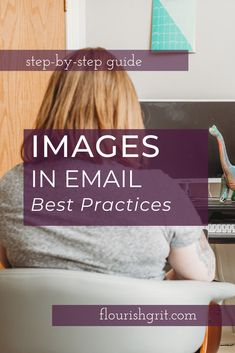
[67, 0, 235, 100]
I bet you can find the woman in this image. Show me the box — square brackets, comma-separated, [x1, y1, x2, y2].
[0, 49, 215, 281]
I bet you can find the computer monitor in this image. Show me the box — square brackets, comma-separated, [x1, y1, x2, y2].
[140, 101, 235, 180]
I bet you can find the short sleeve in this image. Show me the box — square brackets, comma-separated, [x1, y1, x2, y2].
[156, 172, 203, 247]
[0, 171, 12, 245]
[0, 164, 23, 246]
[165, 226, 202, 248]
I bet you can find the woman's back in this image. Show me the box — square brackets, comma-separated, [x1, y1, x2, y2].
[0, 51, 215, 281]
[0, 164, 202, 280]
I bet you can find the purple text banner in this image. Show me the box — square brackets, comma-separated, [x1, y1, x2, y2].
[23, 129, 208, 226]
[0, 50, 188, 71]
[52, 305, 234, 327]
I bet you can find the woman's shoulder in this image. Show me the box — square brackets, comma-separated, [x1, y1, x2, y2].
[0, 163, 23, 196]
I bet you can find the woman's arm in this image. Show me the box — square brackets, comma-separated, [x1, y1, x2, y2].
[167, 232, 216, 281]
[0, 245, 11, 268]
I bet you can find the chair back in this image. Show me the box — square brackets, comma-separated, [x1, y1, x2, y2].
[0, 269, 235, 353]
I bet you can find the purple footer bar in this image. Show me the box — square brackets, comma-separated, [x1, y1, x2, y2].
[52, 305, 235, 327]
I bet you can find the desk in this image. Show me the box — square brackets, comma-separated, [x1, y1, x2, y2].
[207, 198, 235, 244]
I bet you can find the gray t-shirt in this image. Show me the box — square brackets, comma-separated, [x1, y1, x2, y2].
[0, 164, 201, 280]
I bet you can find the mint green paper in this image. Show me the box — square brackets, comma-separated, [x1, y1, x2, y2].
[151, 0, 193, 51]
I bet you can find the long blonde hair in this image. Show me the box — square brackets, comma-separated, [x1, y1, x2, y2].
[34, 49, 143, 130]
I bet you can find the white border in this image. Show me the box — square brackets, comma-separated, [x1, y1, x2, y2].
[66, 0, 86, 49]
